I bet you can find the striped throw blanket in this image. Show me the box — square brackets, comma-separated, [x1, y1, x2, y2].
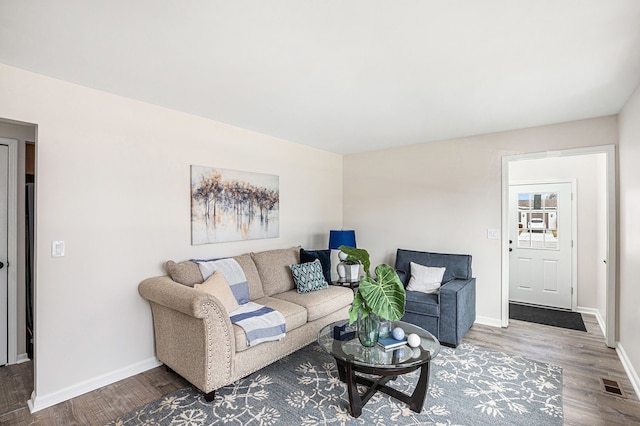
[197, 258, 286, 347]
[229, 302, 286, 346]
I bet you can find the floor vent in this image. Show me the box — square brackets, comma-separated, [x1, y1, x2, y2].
[601, 378, 626, 398]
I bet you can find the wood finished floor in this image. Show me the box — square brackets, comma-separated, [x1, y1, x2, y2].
[1, 313, 639, 425]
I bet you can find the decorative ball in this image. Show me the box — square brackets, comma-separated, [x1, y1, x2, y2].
[407, 333, 421, 348]
[392, 327, 405, 341]
[412, 347, 422, 358]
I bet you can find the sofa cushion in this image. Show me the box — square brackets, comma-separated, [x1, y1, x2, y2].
[406, 263, 446, 294]
[194, 272, 240, 313]
[232, 253, 265, 300]
[251, 247, 300, 296]
[290, 259, 328, 293]
[404, 290, 440, 317]
[300, 248, 332, 284]
[232, 296, 307, 352]
[164, 260, 203, 287]
[272, 286, 354, 322]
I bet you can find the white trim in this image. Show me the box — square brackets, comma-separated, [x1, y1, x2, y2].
[616, 342, 640, 401]
[576, 306, 606, 336]
[475, 316, 503, 328]
[501, 145, 617, 348]
[0, 137, 18, 365]
[16, 352, 30, 364]
[604, 145, 617, 348]
[28, 357, 162, 413]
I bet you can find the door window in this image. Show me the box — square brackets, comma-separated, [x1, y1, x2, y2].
[517, 192, 558, 249]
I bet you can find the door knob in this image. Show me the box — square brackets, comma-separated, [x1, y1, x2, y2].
[0, 262, 4, 269]
[509, 248, 513, 252]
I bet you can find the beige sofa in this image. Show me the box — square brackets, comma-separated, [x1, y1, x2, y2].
[138, 247, 353, 401]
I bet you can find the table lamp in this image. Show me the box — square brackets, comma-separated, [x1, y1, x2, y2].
[329, 230, 358, 282]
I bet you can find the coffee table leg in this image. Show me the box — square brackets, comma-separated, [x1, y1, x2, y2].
[336, 359, 347, 382]
[344, 362, 363, 417]
[409, 361, 431, 413]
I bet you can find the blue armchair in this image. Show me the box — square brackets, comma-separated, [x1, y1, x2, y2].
[395, 249, 476, 347]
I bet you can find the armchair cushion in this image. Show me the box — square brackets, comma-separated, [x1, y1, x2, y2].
[395, 249, 472, 286]
[406, 262, 446, 294]
[405, 290, 440, 317]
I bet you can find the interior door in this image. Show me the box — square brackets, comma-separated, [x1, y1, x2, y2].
[0, 144, 8, 366]
[509, 182, 573, 309]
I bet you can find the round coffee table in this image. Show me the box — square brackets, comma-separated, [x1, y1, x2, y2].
[318, 320, 440, 418]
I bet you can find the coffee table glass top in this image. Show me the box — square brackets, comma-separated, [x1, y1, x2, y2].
[318, 320, 440, 369]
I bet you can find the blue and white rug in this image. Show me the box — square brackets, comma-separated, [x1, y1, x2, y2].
[107, 343, 562, 425]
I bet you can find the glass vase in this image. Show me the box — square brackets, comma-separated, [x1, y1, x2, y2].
[357, 311, 380, 347]
[378, 318, 392, 338]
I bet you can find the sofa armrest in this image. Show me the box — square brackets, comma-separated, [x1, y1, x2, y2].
[438, 277, 476, 346]
[139, 276, 219, 318]
[138, 276, 235, 394]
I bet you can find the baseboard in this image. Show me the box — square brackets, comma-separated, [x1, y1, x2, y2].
[616, 342, 640, 400]
[475, 315, 502, 328]
[27, 356, 161, 413]
[15, 353, 30, 364]
[576, 306, 606, 336]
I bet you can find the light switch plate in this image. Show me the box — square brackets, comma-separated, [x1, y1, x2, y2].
[52, 240, 65, 257]
[487, 229, 500, 240]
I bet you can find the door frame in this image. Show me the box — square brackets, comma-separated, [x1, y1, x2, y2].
[501, 145, 617, 348]
[509, 180, 577, 310]
[0, 137, 18, 364]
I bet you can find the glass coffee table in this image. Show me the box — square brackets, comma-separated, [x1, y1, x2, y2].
[318, 320, 440, 418]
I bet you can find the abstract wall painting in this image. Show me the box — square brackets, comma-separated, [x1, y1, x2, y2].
[191, 166, 279, 244]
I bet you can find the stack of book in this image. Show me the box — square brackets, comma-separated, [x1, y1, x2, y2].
[377, 336, 407, 351]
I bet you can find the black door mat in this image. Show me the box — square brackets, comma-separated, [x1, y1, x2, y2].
[509, 302, 587, 332]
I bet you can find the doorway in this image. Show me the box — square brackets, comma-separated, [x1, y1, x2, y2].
[501, 146, 616, 348]
[509, 182, 574, 310]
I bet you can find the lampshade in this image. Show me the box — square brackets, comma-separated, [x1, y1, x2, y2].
[328, 230, 356, 250]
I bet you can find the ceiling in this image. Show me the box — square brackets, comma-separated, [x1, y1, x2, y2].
[2, 1, 640, 154]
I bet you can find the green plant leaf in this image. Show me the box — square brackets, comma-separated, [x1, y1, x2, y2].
[348, 291, 370, 324]
[358, 264, 405, 321]
[339, 246, 371, 278]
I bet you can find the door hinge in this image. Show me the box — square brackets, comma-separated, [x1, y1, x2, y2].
[571, 240, 574, 248]
[571, 287, 574, 295]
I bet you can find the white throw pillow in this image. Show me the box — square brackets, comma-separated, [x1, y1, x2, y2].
[406, 262, 446, 294]
[194, 271, 240, 313]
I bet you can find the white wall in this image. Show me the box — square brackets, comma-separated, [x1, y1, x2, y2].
[0, 121, 35, 359]
[509, 154, 607, 312]
[343, 117, 618, 325]
[0, 64, 343, 409]
[618, 82, 640, 396]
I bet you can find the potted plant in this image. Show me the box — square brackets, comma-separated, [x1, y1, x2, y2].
[339, 246, 406, 347]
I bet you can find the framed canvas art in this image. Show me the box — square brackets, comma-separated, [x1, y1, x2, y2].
[191, 166, 279, 244]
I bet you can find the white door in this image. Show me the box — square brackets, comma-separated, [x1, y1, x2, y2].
[0, 144, 8, 366]
[509, 182, 573, 309]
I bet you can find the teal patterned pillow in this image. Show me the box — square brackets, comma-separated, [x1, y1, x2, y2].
[290, 259, 328, 293]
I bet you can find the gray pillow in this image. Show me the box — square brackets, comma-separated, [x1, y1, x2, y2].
[165, 260, 204, 287]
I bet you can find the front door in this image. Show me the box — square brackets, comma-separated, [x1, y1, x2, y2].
[0, 144, 8, 366]
[509, 182, 573, 309]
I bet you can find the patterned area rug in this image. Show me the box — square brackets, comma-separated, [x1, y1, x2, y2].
[107, 343, 562, 425]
